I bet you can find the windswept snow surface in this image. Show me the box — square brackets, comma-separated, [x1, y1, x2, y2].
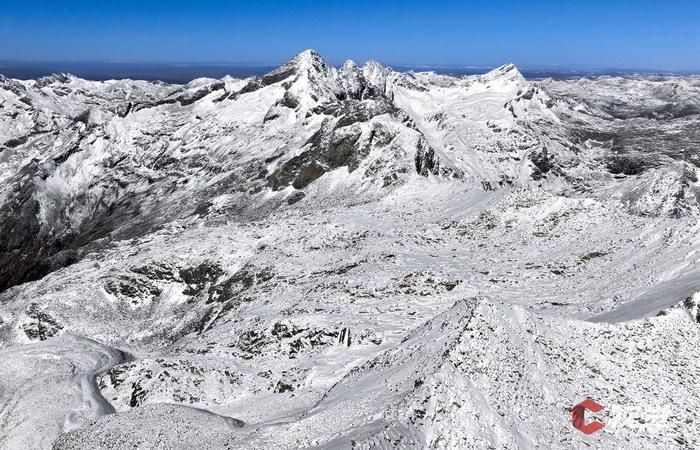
[0, 51, 699, 449]
[0, 335, 129, 449]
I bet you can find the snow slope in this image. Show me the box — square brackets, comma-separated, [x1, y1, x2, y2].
[0, 335, 129, 449]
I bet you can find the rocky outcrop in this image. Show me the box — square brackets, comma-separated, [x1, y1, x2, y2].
[414, 138, 462, 179]
[268, 121, 365, 190]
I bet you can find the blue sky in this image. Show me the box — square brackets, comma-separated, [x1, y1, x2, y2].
[1, 0, 698, 69]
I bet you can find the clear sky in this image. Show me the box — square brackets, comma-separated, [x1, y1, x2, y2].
[1, 0, 698, 70]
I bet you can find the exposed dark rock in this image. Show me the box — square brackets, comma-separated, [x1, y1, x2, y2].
[21, 303, 63, 341]
[274, 381, 294, 393]
[234, 330, 268, 359]
[113, 102, 133, 118]
[265, 92, 301, 122]
[261, 68, 297, 87]
[52, 144, 84, 165]
[0, 163, 50, 292]
[316, 261, 361, 276]
[131, 263, 180, 282]
[271, 322, 303, 339]
[606, 155, 649, 176]
[177, 81, 225, 106]
[382, 173, 399, 187]
[73, 109, 91, 125]
[193, 306, 220, 334]
[268, 122, 364, 190]
[570, 128, 616, 144]
[681, 296, 700, 323]
[3, 135, 29, 148]
[228, 77, 264, 99]
[0, 137, 204, 293]
[414, 138, 462, 179]
[414, 140, 438, 176]
[180, 262, 225, 296]
[263, 107, 281, 123]
[34, 73, 72, 89]
[338, 327, 352, 346]
[580, 251, 608, 261]
[280, 91, 300, 109]
[481, 181, 501, 191]
[207, 264, 272, 304]
[129, 382, 146, 407]
[104, 276, 162, 302]
[286, 191, 306, 205]
[530, 147, 555, 180]
[311, 99, 395, 127]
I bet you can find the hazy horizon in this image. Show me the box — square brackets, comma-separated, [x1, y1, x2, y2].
[2, 57, 698, 85]
[2, 1, 698, 71]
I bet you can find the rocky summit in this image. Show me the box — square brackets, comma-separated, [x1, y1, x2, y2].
[0, 50, 699, 449]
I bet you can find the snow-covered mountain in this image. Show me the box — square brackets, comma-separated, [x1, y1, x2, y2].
[0, 50, 699, 449]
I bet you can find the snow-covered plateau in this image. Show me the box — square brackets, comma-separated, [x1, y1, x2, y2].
[0, 50, 699, 449]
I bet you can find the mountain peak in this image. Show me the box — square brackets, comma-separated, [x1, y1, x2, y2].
[362, 60, 385, 72]
[480, 63, 526, 85]
[297, 48, 322, 58]
[341, 59, 359, 71]
[495, 63, 522, 76]
[288, 49, 329, 71]
[260, 49, 332, 87]
[34, 72, 75, 88]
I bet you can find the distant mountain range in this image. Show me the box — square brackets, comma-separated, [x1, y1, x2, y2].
[1, 60, 697, 84]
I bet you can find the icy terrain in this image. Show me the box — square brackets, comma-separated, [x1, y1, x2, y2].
[0, 50, 699, 449]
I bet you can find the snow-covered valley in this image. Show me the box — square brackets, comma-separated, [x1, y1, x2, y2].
[0, 50, 699, 449]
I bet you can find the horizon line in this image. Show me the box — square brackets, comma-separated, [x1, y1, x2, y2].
[1, 59, 699, 75]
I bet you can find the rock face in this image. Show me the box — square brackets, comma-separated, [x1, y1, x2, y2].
[1, 51, 700, 449]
